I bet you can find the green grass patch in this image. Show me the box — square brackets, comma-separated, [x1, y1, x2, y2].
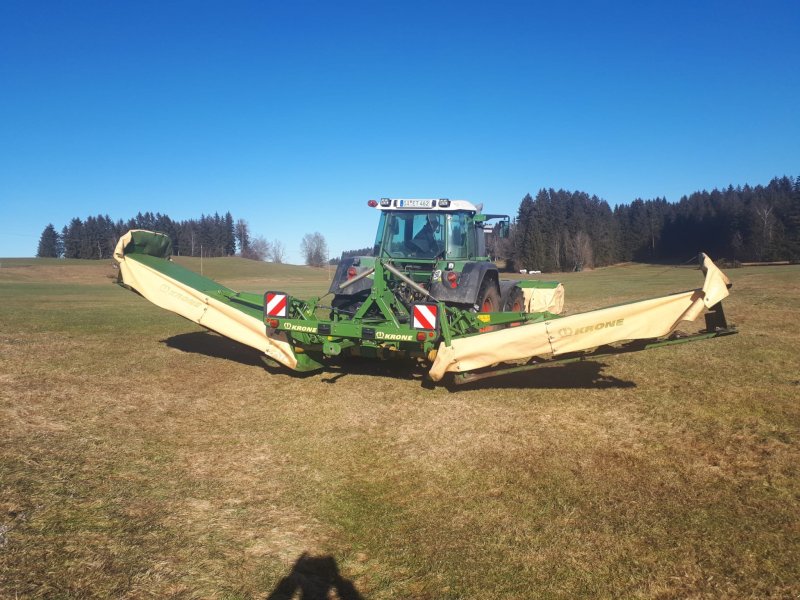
[1, 259, 798, 598]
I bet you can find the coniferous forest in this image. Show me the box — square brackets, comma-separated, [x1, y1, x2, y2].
[37, 212, 246, 260]
[505, 175, 799, 272]
[37, 176, 800, 271]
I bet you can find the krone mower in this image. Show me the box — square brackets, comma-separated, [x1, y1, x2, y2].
[113, 198, 736, 384]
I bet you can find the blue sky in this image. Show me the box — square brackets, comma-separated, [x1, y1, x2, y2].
[1, 0, 798, 262]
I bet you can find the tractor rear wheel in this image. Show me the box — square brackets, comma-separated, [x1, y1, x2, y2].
[476, 279, 501, 332]
[476, 279, 501, 313]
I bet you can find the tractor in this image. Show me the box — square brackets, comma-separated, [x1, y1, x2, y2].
[329, 198, 523, 320]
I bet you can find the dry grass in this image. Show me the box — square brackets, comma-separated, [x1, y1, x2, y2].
[1, 258, 798, 598]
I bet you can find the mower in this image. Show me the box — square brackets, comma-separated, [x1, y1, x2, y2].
[114, 198, 735, 384]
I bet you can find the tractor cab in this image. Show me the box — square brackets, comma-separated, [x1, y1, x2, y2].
[370, 198, 510, 263]
[371, 199, 491, 262]
[329, 199, 511, 313]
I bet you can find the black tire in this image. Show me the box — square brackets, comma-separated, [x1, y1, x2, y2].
[502, 286, 526, 327]
[475, 278, 500, 332]
[502, 286, 525, 312]
[476, 278, 501, 313]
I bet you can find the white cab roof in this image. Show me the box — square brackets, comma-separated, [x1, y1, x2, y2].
[375, 198, 480, 212]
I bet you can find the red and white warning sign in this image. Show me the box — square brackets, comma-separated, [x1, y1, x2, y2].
[412, 303, 438, 330]
[265, 292, 288, 317]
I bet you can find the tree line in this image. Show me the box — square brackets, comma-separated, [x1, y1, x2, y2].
[506, 175, 800, 272]
[37, 211, 288, 263]
[38, 175, 799, 270]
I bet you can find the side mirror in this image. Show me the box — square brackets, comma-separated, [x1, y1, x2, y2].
[498, 221, 510, 238]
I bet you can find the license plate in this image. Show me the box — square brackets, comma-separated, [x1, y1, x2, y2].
[398, 199, 434, 208]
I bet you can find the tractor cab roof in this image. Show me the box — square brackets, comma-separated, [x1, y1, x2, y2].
[372, 198, 480, 213]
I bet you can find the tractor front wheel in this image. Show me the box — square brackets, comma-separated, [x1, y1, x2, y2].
[502, 287, 526, 327]
[502, 287, 525, 311]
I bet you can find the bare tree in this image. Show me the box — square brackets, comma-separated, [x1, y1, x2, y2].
[242, 235, 271, 261]
[271, 239, 286, 264]
[301, 232, 328, 267]
[551, 233, 562, 272]
[731, 230, 743, 262]
[754, 203, 775, 260]
[570, 230, 594, 269]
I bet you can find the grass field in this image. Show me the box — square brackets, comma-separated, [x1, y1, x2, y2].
[1, 257, 798, 599]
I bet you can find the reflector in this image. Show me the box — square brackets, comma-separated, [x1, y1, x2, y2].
[412, 303, 438, 330]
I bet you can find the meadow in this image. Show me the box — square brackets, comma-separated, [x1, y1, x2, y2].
[1, 256, 798, 599]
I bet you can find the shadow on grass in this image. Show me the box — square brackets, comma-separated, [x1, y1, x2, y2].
[161, 332, 425, 381]
[162, 331, 268, 367]
[267, 553, 363, 600]
[319, 356, 426, 384]
[161, 332, 635, 390]
[444, 360, 637, 391]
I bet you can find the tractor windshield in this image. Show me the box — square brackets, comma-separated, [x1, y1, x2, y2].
[378, 211, 472, 260]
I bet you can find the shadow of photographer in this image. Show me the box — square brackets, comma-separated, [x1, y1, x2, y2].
[267, 553, 363, 600]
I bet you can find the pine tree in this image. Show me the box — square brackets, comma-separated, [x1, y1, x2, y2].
[224, 212, 236, 256]
[62, 218, 83, 258]
[36, 224, 60, 257]
[235, 219, 251, 255]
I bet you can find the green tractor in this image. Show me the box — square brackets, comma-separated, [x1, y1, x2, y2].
[260, 198, 559, 373]
[329, 198, 522, 319]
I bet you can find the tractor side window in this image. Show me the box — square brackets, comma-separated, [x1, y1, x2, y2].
[446, 213, 474, 259]
[384, 213, 411, 256]
[475, 223, 485, 256]
[372, 212, 387, 256]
